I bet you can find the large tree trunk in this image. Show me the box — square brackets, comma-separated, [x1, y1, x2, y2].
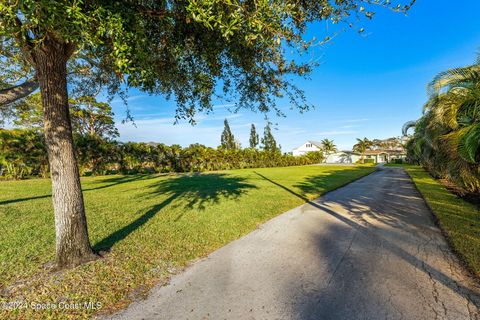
[33, 35, 97, 268]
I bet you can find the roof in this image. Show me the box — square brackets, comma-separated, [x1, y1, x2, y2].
[363, 150, 389, 155]
[363, 149, 407, 155]
[308, 141, 324, 148]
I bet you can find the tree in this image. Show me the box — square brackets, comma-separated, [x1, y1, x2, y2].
[321, 139, 337, 157]
[249, 124, 259, 149]
[0, 1, 413, 268]
[11, 93, 118, 139]
[70, 96, 119, 139]
[11, 93, 44, 129]
[261, 122, 280, 153]
[406, 52, 480, 192]
[353, 137, 373, 163]
[0, 128, 48, 178]
[220, 119, 236, 150]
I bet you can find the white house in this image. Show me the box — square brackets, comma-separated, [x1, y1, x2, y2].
[291, 141, 323, 156]
[292, 140, 407, 164]
[325, 150, 407, 164]
[325, 151, 362, 164]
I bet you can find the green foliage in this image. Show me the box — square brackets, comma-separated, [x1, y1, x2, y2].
[12, 93, 44, 129]
[0, 128, 326, 179]
[74, 135, 120, 176]
[0, 0, 413, 121]
[406, 53, 480, 193]
[353, 137, 373, 163]
[0, 165, 375, 319]
[220, 118, 236, 149]
[363, 158, 375, 164]
[261, 122, 279, 153]
[321, 138, 337, 155]
[0, 129, 48, 179]
[353, 137, 373, 154]
[70, 96, 119, 139]
[9, 93, 119, 139]
[249, 124, 259, 149]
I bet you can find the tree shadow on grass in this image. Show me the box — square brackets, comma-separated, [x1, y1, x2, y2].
[93, 173, 256, 251]
[0, 174, 158, 206]
[293, 167, 373, 197]
[254, 171, 309, 201]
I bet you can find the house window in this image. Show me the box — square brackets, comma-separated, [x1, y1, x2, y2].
[306, 143, 312, 148]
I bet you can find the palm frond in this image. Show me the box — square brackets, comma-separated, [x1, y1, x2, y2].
[427, 64, 480, 96]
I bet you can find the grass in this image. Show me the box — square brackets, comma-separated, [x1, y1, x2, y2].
[400, 165, 480, 278]
[384, 163, 408, 167]
[0, 165, 375, 319]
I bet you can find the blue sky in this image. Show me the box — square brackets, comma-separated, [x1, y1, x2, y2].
[111, 0, 480, 152]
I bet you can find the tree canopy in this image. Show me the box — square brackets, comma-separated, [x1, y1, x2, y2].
[249, 124, 259, 149]
[1, 0, 415, 118]
[10, 92, 118, 139]
[406, 53, 480, 192]
[220, 118, 236, 149]
[261, 122, 279, 153]
[0, 0, 415, 268]
[353, 137, 373, 155]
[321, 138, 337, 155]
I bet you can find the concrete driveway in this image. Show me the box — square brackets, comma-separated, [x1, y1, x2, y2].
[110, 166, 480, 320]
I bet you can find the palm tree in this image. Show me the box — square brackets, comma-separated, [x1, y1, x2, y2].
[402, 120, 417, 136]
[353, 137, 372, 163]
[407, 53, 480, 192]
[426, 58, 480, 163]
[321, 139, 337, 162]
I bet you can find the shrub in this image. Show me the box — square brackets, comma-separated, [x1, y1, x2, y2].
[0, 129, 325, 179]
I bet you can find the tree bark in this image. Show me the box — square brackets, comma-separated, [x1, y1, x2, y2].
[33, 35, 97, 268]
[0, 77, 39, 106]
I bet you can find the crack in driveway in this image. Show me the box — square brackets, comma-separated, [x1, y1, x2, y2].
[108, 166, 480, 320]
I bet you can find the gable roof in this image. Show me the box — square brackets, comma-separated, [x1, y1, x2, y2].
[308, 141, 324, 148]
[363, 149, 407, 155]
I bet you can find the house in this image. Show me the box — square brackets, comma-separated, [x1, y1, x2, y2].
[292, 140, 407, 163]
[291, 141, 323, 156]
[325, 149, 406, 164]
[363, 150, 390, 163]
[325, 151, 361, 164]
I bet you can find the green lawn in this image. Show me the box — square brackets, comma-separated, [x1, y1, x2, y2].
[0, 165, 375, 319]
[401, 165, 480, 278]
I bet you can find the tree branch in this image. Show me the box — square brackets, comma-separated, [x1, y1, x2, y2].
[13, 16, 36, 66]
[0, 77, 39, 106]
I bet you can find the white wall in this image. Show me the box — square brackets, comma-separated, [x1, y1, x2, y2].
[292, 142, 321, 156]
[325, 152, 361, 164]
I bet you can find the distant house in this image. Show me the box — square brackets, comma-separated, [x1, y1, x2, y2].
[325, 151, 361, 164]
[364, 150, 407, 163]
[291, 141, 323, 156]
[292, 140, 407, 164]
[325, 149, 406, 164]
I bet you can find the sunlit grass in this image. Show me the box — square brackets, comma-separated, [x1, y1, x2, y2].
[0, 165, 375, 319]
[404, 166, 480, 278]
